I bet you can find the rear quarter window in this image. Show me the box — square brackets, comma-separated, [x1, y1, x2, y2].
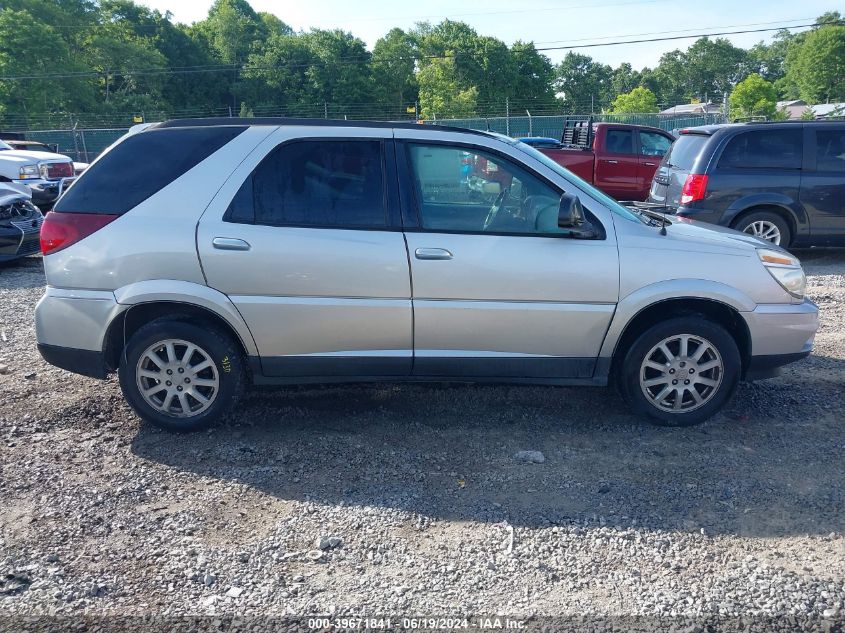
[717, 129, 802, 170]
[55, 126, 247, 214]
[662, 134, 708, 171]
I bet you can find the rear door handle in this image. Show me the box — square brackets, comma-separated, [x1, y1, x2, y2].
[644, 162, 656, 166]
[212, 237, 251, 251]
[604, 160, 619, 164]
[415, 247, 453, 260]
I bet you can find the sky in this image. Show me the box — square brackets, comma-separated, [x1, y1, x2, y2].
[136, 0, 837, 70]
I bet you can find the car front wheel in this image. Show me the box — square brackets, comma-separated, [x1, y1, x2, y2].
[118, 318, 246, 432]
[619, 317, 740, 426]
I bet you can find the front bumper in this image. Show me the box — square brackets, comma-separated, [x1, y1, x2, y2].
[0, 215, 43, 261]
[743, 299, 818, 380]
[13, 177, 75, 207]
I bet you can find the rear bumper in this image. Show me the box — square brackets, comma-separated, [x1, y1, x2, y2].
[35, 288, 123, 377]
[742, 299, 818, 380]
[37, 343, 108, 379]
[674, 205, 724, 225]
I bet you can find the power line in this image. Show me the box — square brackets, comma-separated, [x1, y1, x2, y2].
[0, 19, 833, 83]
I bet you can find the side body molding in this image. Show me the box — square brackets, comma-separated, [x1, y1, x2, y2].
[113, 280, 260, 357]
[598, 278, 758, 360]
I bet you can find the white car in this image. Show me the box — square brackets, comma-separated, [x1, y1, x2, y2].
[0, 139, 76, 209]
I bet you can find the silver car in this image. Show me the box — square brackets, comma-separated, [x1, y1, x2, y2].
[35, 118, 818, 431]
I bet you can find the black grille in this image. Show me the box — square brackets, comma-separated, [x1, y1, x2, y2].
[10, 215, 43, 234]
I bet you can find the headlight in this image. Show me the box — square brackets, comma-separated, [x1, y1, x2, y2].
[18, 164, 39, 179]
[757, 248, 806, 299]
[39, 163, 50, 179]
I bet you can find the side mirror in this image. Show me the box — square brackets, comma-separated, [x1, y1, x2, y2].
[558, 193, 585, 228]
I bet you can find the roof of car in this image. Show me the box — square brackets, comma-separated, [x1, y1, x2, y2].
[152, 117, 495, 138]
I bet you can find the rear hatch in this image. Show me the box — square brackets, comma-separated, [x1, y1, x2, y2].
[649, 131, 710, 208]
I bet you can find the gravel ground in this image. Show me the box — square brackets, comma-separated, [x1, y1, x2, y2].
[1, 250, 844, 631]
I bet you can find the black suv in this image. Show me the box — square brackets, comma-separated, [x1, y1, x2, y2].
[648, 121, 845, 247]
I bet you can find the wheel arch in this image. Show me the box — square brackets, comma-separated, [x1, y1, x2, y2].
[104, 280, 258, 371]
[727, 204, 799, 245]
[601, 281, 755, 380]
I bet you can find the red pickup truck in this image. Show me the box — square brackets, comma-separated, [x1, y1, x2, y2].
[521, 119, 675, 201]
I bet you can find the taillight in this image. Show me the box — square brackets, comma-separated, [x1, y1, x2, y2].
[40, 212, 118, 255]
[680, 174, 708, 205]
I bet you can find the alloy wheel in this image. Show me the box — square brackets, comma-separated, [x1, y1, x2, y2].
[742, 220, 781, 245]
[135, 338, 219, 418]
[639, 334, 724, 413]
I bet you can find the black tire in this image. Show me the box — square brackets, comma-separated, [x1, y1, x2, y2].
[118, 318, 246, 432]
[618, 316, 740, 427]
[731, 210, 791, 247]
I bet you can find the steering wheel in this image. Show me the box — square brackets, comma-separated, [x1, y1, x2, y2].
[482, 187, 510, 231]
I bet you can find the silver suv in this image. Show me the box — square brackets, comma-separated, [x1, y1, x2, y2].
[35, 118, 819, 431]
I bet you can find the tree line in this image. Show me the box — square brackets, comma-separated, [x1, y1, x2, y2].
[0, 0, 843, 128]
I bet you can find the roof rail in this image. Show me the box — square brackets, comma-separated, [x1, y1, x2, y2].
[151, 117, 495, 137]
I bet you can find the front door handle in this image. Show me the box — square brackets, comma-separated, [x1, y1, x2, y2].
[415, 247, 453, 260]
[644, 161, 657, 166]
[212, 237, 251, 251]
[604, 159, 619, 164]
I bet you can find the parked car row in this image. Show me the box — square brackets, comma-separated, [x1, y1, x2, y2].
[522, 119, 845, 249]
[647, 121, 845, 247]
[0, 136, 89, 261]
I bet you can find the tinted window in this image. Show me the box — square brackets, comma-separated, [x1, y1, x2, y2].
[718, 129, 802, 170]
[663, 134, 708, 171]
[55, 127, 246, 214]
[605, 130, 635, 154]
[227, 140, 386, 228]
[407, 143, 567, 234]
[639, 131, 672, 157]
[815, 130, 845, 172]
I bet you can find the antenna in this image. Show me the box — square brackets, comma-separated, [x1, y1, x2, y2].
[660, 210, 668, 236]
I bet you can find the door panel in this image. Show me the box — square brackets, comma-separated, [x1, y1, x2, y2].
[404, 232, 619, 377]
[198, 225, 413, 375]
[595, 129, 640, 199]
[197, 135, 413, 377]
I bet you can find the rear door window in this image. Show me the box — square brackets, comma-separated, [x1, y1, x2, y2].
[814, 129, 845, 172]
[717, 129, 802, 170]
[227, 140, 387, 228]
[604, 129, 635, 154]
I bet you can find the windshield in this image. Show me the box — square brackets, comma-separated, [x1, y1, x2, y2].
[504, 137, 641, 223]
[663, 134, 708, 171]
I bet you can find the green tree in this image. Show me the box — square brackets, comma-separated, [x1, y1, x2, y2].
[786, 23, 845, 103]
[554, 52, 612, 113]
[417, 55, 478, 118]
[729, 73, 778, 120]
[609, 86, 658, 113]
[371, 28, 418, 115]
[196, 0, 265, 65]
[510, 41, 556, 109]
[0, 8, 97, 123]
[610, 63, 642, 97]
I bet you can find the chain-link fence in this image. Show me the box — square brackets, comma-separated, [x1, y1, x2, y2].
[13, 112, 727, 163]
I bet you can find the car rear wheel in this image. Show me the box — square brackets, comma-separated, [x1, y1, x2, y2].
[118, 318, 245, 432]
[619, 317, 740, 426]
[732, 211, 791, 247]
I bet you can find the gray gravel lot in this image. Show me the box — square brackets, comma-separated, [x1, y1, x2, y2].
[0, 251, 844, 630]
